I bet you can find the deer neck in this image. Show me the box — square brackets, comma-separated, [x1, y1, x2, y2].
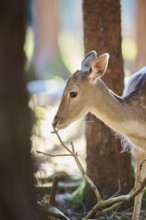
[90, 79, 126, 134]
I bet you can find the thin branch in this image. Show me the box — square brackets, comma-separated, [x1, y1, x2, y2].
[84, 176, 146, 219]
[52, 129, 102, 202]
[94, 201, 123, 218]
[140, 159, 146, 170]
[110, 179, 121, 198]
[51, 129, 73, 154]
[71, 141, 75, 153]
[49, 176, 58, 205]
[50, 129, 146, 219]
[36, 150, 73, 157]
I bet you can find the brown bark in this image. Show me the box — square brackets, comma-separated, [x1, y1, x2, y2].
[135, 0, 146, 71]
[0, 0, 36, 219]
[30, 0, 69, 79]
[83, 0, 132, 209]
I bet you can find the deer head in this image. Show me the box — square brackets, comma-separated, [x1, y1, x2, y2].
[52, 51, 109, 129]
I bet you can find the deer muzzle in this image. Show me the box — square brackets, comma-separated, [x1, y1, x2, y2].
[52, 115, 70, 130]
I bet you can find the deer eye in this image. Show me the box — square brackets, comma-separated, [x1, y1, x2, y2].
[70, 91, 78, 98]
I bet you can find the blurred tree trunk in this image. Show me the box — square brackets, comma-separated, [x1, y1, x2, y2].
[0, 0, 36, 219]
[135, 0, 146, 71]
[83, 0, 132, 209]
[30, 0, 69, 80]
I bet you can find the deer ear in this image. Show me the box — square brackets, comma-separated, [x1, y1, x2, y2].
[81, 50, 97, 72]
[89, 53, 109, 79]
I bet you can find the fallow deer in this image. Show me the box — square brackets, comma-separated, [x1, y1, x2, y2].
[52, 51, 146, 220]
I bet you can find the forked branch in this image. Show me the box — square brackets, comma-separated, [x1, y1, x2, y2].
[52, 129, 146, 218]
[39, 129, 146, 219]
[85, 176, 146, 218]
[52, 129, 102, 202]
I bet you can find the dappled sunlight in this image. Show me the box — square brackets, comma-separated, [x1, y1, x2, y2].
[2, 0, 146, 219]
[58, 31, 84, 72]
[24, 27, 34, 67]
[31, 97, 86, 178]
[124, 68, 131, 84]
[122, 38, 137, 61]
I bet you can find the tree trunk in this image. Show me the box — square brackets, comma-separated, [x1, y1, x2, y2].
[30, 0, 69, 80]
[135, 0, 146, 71]
[83, 0, 132, 209]
[0, 0, 36, 219]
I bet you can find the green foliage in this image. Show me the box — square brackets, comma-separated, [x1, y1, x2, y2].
[24, 28, 34, 72]
[70, 181, 86, 205]
[142, 190, 146, 208]
[129, 161, 135, 189]
[35, 106, 46, 120]
[122, 38, 137, 61]
[58, 32, 83, 73]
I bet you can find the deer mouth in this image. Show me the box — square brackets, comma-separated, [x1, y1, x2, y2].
[52, 116, 70, 130]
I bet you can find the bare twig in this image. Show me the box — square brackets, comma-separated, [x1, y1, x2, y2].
[52, 129, 102, 202]
[140, 159, 146, 170]
[49, 176, 59, 205]
[94, 201, 123, 218]
[36, 150, 73, 157]
[110, 179, 121, 198]
[84, 177, 146, 219]
[49, 129, 146, 219]
[51, 129, 73, 154]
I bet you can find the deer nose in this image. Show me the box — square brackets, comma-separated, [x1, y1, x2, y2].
[52, 115, 59, 128]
